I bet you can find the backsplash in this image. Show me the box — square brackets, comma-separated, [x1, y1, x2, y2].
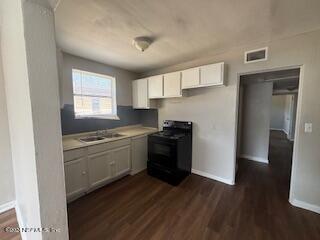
[61, 104, 158, 135]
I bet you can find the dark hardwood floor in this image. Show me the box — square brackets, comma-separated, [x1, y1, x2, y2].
[68, 130, 320, 240]
[0, 209, 21, 240]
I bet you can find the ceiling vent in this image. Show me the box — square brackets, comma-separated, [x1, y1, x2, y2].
[244, 47, 268, 64]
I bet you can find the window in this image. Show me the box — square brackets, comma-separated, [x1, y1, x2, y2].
[72, 69, 118, 119]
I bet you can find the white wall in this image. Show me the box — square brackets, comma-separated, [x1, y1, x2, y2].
[283, 95, 292, 134]
[1, 0, 68, 239]
[142, 29, 320, 211]
[240, 82, 273, 163]
[0, 46, 15, 207]
[59, 52, 137, 107]
[1, 1, 42, 238]
[271, 95, 286, 130]
[271, 94, 297, 141]
[22, 2, 69, 239]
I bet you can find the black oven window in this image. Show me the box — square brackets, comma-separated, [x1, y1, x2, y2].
[153, 144, 171, 157]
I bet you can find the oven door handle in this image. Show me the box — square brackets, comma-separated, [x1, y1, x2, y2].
[149, 140, 177, 146]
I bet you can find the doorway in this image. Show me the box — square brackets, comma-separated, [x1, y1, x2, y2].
[236, 67, 300, 199]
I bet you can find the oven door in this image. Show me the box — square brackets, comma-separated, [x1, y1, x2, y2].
[148, 137, 177, 168]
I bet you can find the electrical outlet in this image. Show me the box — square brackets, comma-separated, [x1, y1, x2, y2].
[304, 123, 312, 133]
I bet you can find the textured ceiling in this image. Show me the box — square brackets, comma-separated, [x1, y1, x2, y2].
[55, 0, 320, 73]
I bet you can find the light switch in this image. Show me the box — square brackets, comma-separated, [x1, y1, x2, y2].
[304, 123, 312, 133]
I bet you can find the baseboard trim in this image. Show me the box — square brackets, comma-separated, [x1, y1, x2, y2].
[290, 198, 320, 214]
[191, 169, 234, 185]
[15, 204, 27, 240]
[240, 154, 269, 163]
[0, 201, 16, 214]
[270, 128, 284, 131]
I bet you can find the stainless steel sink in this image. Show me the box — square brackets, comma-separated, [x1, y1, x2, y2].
[79, 132, 125, 142]
[79, 136, 106, 142]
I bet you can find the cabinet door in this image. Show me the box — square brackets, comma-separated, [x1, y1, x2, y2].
[113, 145, 131, 176]
[181, 67, 200, 89]
[64, 157, 88, 201]
[87, 151, 112, 189]
[163, 72, 182, 97]
[131, 135, 148, 175]
[148, 75, 163, 98]
[200, 62, 224, 86]
[132, 78, 149, 109]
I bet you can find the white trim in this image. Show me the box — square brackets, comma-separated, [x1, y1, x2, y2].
[0, 201, 16, 214]
[75, 114, 120, 120]
[289, 66, 304, 202]
[270, 128, 285, 132]
[244, 47, 268, 64]
[240, 154, 269, 163]
[72, 68, 118, 119]
[15, 205, 27, 240]
[234, 65, 303, 206]
[191, 169, 234, 185]
[290, 198, 320, 214]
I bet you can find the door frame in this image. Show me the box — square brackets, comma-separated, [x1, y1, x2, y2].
[233, 64, 304, 203]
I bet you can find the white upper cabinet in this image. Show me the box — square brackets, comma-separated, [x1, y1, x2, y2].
[200, 62, 225, 86]
[181, 67, 200, 89]
[163, 72, 182, 97]
[143, 62, 225, 99]
[132, 78, 149, 109]
[148, 75, 163, 99]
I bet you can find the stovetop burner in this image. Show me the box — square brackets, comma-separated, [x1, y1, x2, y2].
[152, 130, 186, 139]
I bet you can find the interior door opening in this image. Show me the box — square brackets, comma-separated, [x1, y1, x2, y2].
[235, 67, 300, 200]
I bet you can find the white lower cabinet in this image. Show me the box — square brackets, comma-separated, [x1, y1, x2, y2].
[64, 157, 88, 201]
[64, 140, 132, 202]
[131, 135, 148, 175]
[87, 150, 113, 189]
[113, 145, 131, 176]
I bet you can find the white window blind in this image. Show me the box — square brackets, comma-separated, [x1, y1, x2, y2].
[72, 69, 118, 119]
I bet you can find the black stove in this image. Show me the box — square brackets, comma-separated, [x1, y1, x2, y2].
[151, 130, 186, 139]
[147, 120, 192, 185]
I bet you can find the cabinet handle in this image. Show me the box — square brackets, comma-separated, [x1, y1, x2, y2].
[82, 171, 86, 175]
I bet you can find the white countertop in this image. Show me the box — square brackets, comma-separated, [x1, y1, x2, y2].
[62, 125, 158, 151]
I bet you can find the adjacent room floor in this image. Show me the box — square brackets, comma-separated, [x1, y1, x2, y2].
[68, 131, 320, 240]
[0, 209, 21, 240]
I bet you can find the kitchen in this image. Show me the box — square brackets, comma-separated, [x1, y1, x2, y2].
[61, 52, 225, 202]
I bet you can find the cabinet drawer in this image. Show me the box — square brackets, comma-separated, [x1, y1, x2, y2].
[64, 147, 87, 162]
[88, 139, 131, 155]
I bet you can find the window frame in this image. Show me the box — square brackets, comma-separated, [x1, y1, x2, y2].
[72, 69, 119, 120]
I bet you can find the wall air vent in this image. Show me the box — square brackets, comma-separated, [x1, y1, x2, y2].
[244, 47, 268, 64]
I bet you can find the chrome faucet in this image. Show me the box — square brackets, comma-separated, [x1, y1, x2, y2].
[96, 129, 107, 136]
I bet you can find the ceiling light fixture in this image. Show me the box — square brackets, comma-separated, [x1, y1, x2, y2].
[132, 36, 152, 52]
